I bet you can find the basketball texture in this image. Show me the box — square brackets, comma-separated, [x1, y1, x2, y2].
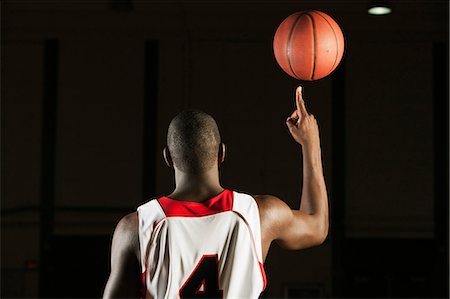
[273, 10, 345, 81]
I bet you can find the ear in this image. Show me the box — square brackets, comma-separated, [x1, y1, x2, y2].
[163, 147, 173, 168]
[218, 143, 226, 164]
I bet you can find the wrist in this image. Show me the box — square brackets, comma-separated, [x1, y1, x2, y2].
[301, 142, 322, 169]
[301, 140, 320, 152]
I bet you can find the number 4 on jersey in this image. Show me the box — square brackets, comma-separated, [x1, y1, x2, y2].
[179, 254, 223, 298]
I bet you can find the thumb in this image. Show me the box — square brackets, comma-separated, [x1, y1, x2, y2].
[286, 117, 297, 133]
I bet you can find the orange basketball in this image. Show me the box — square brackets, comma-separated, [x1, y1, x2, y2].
[273, 10, 345, 81]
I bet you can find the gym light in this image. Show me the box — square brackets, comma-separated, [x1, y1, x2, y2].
[368, 0, 392, 15]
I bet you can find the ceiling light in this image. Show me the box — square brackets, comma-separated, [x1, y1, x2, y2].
[368, 1, 392, 15]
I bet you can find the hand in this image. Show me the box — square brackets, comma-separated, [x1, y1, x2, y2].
[286, 86, 320, 147]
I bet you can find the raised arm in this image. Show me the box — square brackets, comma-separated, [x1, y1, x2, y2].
[257, 86, 329, 253]
[103, 212, 142, 298]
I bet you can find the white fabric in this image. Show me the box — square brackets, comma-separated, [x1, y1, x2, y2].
[137, 191, 265, 299]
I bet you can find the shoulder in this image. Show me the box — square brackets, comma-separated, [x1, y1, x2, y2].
[116, 212, 138, 233]
[254, 194, 292, 214]
[104, 212, 142, 298]
[253, 195, 294, 225]
[113, 212, 139, 259]
[253, 194, 279, 205]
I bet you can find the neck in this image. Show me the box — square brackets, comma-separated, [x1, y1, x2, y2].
[168, 167, 224, 202]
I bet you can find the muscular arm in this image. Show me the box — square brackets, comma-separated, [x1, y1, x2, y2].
[257, 86, 329, 253]
[103, 212, 142, 298]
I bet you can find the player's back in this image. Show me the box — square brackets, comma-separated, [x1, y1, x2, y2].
[137, 189, 266, 298]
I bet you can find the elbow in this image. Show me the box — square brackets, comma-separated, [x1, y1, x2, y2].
[318, 225, 329, 245]
[319, 210, 329, 243]
[297, 220, 329, 249]
[315, 219, 329, 245]
[311, 229, 327, 247]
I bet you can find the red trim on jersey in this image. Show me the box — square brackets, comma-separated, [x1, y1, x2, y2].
[157, 189, 233, 217]
[259, 262, 267, 291]
[153, 217, 165, 230]
[232, 210, 267, 293]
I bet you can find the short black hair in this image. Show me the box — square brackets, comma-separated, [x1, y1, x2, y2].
[167, 109, 221, 173]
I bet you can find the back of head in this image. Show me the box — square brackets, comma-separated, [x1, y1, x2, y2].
[167, 109, 221, 174]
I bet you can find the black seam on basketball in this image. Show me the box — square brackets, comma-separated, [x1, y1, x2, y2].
[315, 11, 339, 74]
[304, 13, 316, 80]
[286, 13, 304, 79]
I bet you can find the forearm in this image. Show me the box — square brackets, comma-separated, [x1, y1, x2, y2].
[299, 142, 328, 222]
[283, 85, 329, 246]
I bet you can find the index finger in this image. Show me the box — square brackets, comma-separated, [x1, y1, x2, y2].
[295, 86, 308, 116]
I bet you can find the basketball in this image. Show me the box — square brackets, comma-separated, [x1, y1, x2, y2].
[273, 10, 345, 81]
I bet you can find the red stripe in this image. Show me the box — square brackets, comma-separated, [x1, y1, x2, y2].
[233, 210, 267, 292]
[157, 189, 233, 217]
[259, 262, 267, 291]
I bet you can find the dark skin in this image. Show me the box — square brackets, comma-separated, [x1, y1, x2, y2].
[103, 86, 329, 298]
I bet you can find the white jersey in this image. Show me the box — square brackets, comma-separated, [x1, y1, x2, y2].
[137, 189, 266, 299]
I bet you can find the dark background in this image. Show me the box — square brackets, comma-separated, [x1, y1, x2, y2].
[1, 0, 449, 298]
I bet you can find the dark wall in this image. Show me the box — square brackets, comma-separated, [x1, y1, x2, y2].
[2, 1, 448, 298]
